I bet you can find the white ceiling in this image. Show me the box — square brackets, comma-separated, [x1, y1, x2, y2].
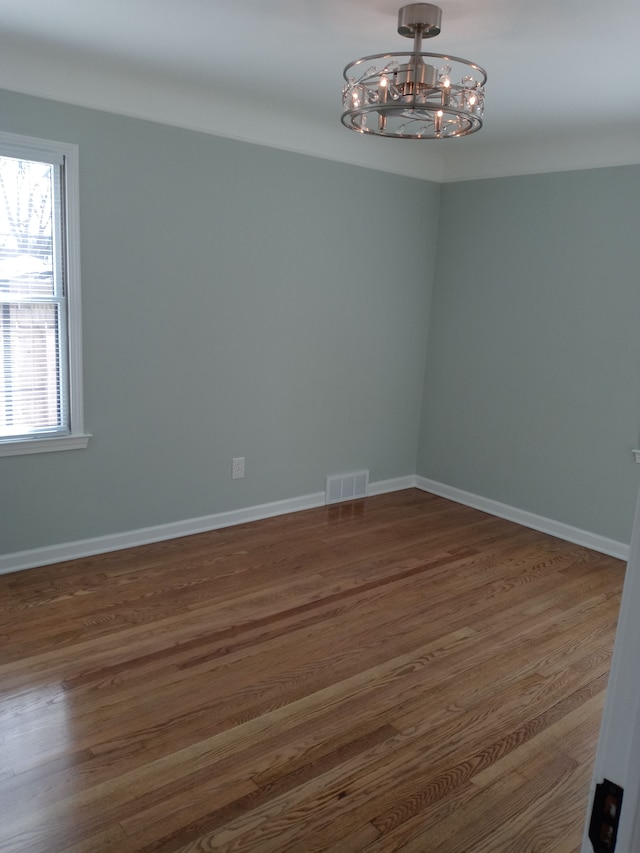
[0, 0, 638, 182]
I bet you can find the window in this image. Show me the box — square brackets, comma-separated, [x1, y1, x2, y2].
[0, 132, 88, 456]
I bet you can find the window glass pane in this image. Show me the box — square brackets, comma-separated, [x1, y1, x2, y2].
[0, 302, 63, 436]
[0, 157, 56, 299]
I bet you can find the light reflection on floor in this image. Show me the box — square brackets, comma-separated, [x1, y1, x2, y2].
[1, 680, 73, 797]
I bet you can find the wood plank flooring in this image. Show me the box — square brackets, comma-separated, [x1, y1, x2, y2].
[0, 489, 624, 852]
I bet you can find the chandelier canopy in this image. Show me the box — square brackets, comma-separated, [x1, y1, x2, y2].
[341, 3, 487, 139]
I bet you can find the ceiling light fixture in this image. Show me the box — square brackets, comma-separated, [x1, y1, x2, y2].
[341, 3, 486, 139]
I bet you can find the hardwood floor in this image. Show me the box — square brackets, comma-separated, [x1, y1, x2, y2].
[0, 489, 624, 852]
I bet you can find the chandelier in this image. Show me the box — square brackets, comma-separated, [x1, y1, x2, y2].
[341, 3, 486, 139]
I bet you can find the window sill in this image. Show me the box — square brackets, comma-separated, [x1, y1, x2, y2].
[0, 433, 91, 457]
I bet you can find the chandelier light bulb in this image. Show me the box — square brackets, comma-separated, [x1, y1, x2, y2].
[341, 3, 487, 139]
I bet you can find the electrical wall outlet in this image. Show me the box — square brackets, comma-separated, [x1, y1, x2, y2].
[232, 457, 245, 479]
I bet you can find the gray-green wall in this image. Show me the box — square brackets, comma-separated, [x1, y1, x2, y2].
[417, 167, 640, 543]
[0, 89, 440, 554]
[1, 87, 639, 559]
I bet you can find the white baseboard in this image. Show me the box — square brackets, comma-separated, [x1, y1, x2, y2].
[1, 474, 628, 575]
[0, 475, 417, 575]
[416, 477, 629, 562]
[0, 490, 326, 576]
[367, 475, 417, 497]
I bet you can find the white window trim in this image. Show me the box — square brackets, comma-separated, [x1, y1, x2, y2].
[0, 131, 90, 457]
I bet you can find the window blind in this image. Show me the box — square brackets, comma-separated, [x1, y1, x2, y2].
[0, 153, 68, 440]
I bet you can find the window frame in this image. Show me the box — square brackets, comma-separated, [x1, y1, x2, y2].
[0, 131, 89, 457]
